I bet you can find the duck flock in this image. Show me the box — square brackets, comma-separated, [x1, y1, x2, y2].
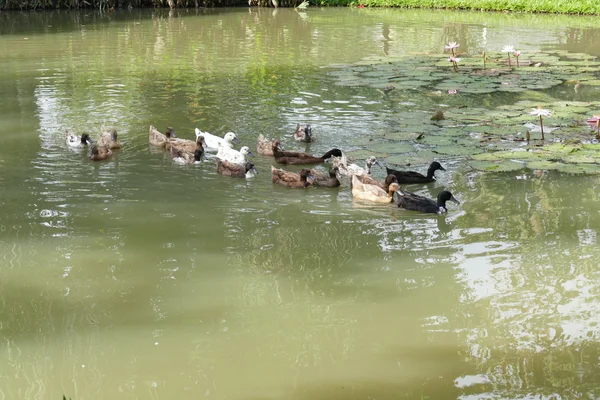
[66, 124, 460, 215]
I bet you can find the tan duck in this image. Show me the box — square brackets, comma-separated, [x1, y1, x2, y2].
[272, 140, 342, 165]
[257, 134, 275, 156]
[271, 167, 314, 188]
[354, 174, 398, 191]
[167, 134, 207, 155]
[293, 124, 313, 143]
[351, 174, 400, 204]
[216, 159, 258, 179]
[97, 129, 122, 150]
[149, 125, 176, 147]
[89, 144, 112, 161]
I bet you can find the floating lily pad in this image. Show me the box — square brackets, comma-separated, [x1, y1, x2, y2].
[471, 160, 524, 172]
[368, 142, 415, 154]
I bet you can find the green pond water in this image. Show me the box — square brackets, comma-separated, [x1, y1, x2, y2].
[1, 7, 600, 399]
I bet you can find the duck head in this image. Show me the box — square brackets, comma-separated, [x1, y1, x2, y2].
[388, 182, 400, 196]
[240, 146, 254, 158]
[224, 132, 239, 144]
[427, 161, 446, 178]
[81, 133, 93, 145]
[89, 144, 99, 157]
[299, 168, 315, 186]
[272, 140, 283, 152]
[245, 162, 258, 175]
[196, 135, 208, 149]
[365, 156, 381, 172]
[437, 190, 460, 213]
[166, 127, 176, 138]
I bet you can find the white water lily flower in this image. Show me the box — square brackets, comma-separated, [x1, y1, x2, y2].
[513, 50, 521, 57]
[530, 107, 551, 117]
[448, 57, 461, 63]
[502, 45, 515, 53]
[444, 41, 460, 50]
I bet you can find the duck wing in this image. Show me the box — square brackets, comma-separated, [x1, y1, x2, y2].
[257, 134, 275, 156]
[397, 190, 438, 213]
[355, 174, 384, 189]
[386, 167, 431, 184]
[149, 125, 167, 147]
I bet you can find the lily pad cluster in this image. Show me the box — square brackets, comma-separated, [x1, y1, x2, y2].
[327, 50, 600, 174]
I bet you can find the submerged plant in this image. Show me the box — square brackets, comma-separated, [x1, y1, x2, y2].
[444, 41, 459, 57]
[530, 106, 552, 140]
[502, 45, 515, 67]
[448, 56, 460, 72]
[513, 50, 521, 67]
[587, 115, 600, 139]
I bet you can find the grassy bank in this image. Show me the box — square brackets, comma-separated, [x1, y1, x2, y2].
[338, 0, 600, 15]
[1, 0, 599, 15]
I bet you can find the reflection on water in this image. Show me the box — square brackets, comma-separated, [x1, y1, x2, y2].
[1, 7, 600, 400]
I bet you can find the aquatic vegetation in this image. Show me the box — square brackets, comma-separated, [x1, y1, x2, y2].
[444, 41, 460, 57]
[513, 50, 521, 67]
[448, 56, 460, 72]
[530, 106, 552, 140]
[587, 115, 600, 139]
[501, 45, 515, 67]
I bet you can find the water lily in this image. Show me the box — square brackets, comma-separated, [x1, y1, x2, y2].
[448, 89, 458, 95]
[444, 41, 460, 57]
[530, 106, 551, 140]
[587, 115, 600, 138]
[513, 50, 521, 67]
[448, 56, 460, 72]
[502, 45, 515, 67]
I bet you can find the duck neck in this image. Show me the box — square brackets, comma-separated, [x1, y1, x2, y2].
[365, 162, 372, 175]
[427, 166, 437, 179]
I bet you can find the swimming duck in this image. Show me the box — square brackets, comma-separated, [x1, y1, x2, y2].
[89, 144, 112, 161]
[272, 140, 343, 165]
[66, 130, 93, 148]
[333, 154, 380, 177]
[97, 129, 122, 150]
[149, 125, 176, 147]
[311, 166, 341, 188]
[217, 145, 254, 164]
[351, 174, 400, 204]
[257, 134, 276, 156]
[171, 145, 206, 165]
[195, 128, 239, 152]
[167, 134, 208, 155]
[293, 124, 313, 143]
[271, 167, 315, 188]
[354, 173, 398, 191]
[386, 161, 446, 184]
[216, 159, 258, 178]
[396, 189, 459, 214]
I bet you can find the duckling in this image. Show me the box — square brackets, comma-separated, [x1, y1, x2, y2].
[195, 128, 239, 152]
[311, 166, 341, 188]
[385, 161, 446, 184]
[167, 134, 207, 155]
[66, 130, 93, 148]
[97, 129, 122, 150]
[271, 167, 315, 188]
[354, 173, 398, 191]
[397, 189, 459, 214]
[351, 174, 400, 204]
[293, 124, 313, 143]
[217, 145, 254, 164]
[333, 154, 380, 177]
[171, 145, 207, 165]
[257, 134, 275, 156]
[149, 125, 176, 147]
[272, 140, 343, 165]
[216, 159, 258, 178]
[89, 144, 112, 161]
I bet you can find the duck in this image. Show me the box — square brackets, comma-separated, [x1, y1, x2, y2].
[311, 166, 341, 188]
[97, 129, 122, 150]
[171, 144, 206, 165]
[354, 173, 398, 191]
[333, 153, 380, 177]
[271, 167, 315, 188]
[167, 134, 207, 155]
[385, 161, 446, 184]
[89, 144, 112, 161]
[66, 130, 93, 148]
[257, 134, 275, 156]
[351, 174, 400, 204]
[293, 124, 313, 143]
[217, 145, 254, 164]
[149, 125, 176, 147]
[195, 128, 239, 152]
[397, 189, 459, 214]
[216, 159, 258, 179]
[272, 140, 343, 165]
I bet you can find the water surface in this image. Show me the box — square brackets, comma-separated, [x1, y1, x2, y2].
[1, 7, 600, 399]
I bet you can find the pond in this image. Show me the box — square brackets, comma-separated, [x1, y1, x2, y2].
[1, 7, 600, 399]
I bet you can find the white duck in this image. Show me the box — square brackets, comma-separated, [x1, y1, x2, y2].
[195, 128, 239, 152]
[333, 153, 380, 177]
[66, 130, 93, 148]
[217, 145, 254, 164]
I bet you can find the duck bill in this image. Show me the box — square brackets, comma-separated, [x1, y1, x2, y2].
[247, 150, 255, 158]
[439, 166, 446, 171]
[450, 196, 460, 204]
[233, 137, 240, 144]
[374, 161, 382, 168]
[251, 167, 258, 175]
[171, 131, 177, 138]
